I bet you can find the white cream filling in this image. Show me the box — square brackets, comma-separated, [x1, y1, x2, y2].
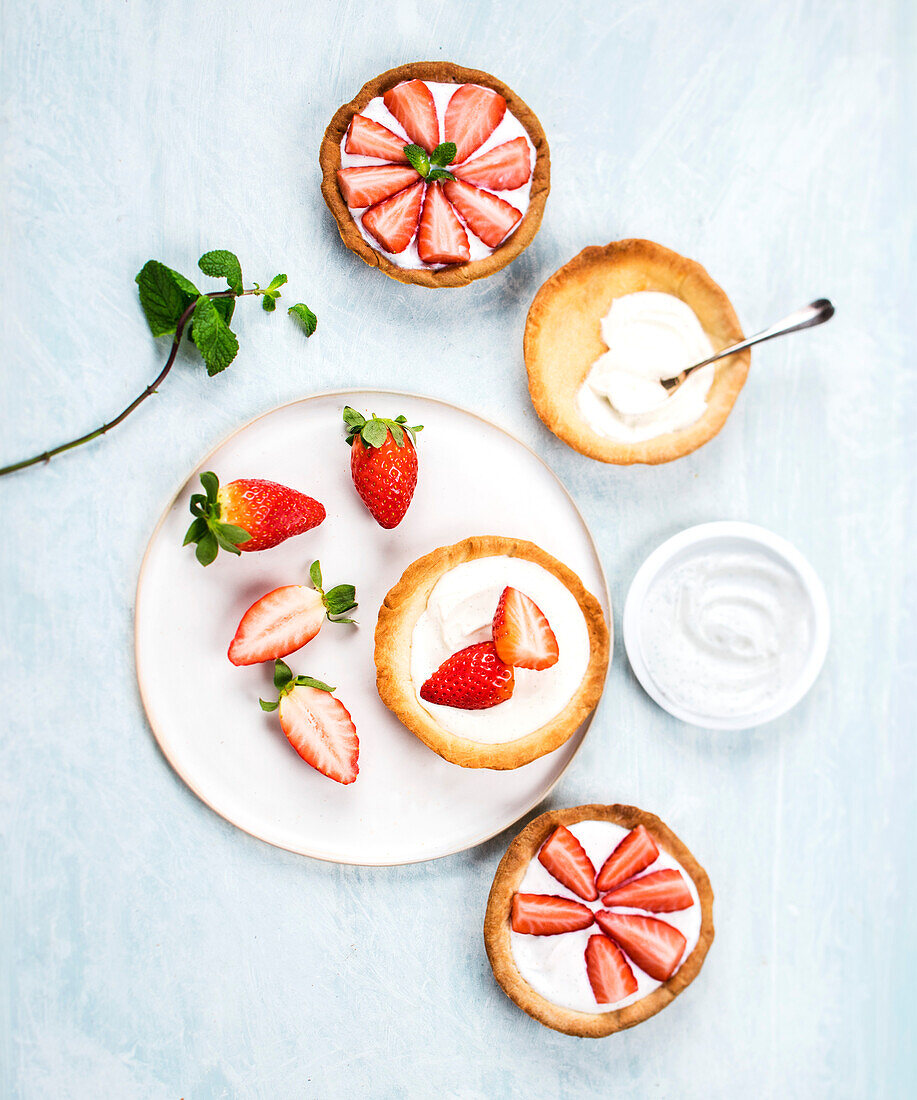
[338, 81, 535, 269]
[576, 291, 716, 443]
[510, 820, 702, 1014]
[409, 556, 590, 745]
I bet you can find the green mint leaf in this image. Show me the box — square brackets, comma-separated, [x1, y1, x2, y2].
[262, 294, 277, 313]
[259, 698, 279, 712]
[195, 531, 219, 566]
[293, 676, 334, 692]
[274, 660, 294, 691]
[430, 142, 457, 167]
[190, 295, 239, 376]
[198, 250, 243, 294]
[212, 296, 235, 327]
[403, 144, 429, 177]
[361, 419, 389, 448]
[309, 560, 323, 590]
[288, 303, 317, 337]
[426, 168, 456, 182]
[267, 273, 288, 292]
[135, 260, 197, 337]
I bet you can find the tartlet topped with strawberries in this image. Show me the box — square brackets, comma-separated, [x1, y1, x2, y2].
[320, 62, 550, 287]
[374, 536, 609, 769]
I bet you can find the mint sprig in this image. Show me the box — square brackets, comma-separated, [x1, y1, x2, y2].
[343, 407, 423, 450]
[289, 303, 317, 336]
[0, 250, 318, 478]
[402, 142, 457, 183]
[259, 659, 334, 711]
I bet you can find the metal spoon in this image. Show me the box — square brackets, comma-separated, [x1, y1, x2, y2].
[660, 298, 835, 394]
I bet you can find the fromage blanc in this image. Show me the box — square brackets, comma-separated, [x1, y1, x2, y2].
[410, 556, 590, 743]
[576, 291, 715, 442]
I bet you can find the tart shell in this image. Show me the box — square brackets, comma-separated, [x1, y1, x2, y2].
[484, 804, 715, 1036]
[320, 62, 551, 288]
[524, 239, 750, 464]
[374, 536, 609, 769]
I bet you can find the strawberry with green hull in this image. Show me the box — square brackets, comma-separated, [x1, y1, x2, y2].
[344, 407, 422, 529]
[183, 471, 325, 565]
[228, 560, 357, 666]
[260, 660, 359, 785]
[420, 641, 514, 710]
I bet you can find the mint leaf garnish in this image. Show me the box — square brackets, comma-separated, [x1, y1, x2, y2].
[190, 295, 239, 376]
[404, 143, 430, 176]
[135, 260, 197, 337]
[289, 303, 317, 337]
[427, 168, 456, 182]
[199, 250, 243, 295]
[430, 142, 457, 168]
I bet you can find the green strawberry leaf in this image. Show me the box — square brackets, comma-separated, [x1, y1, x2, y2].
[259, 698, 279, 712]
[324, 584, 357, 618]
[293, 676, 334, 692]
[135, 260, 198, 337]
[274, 660, 294, 692]
[289, 303, 317, 337]
[198, 250, 243, 295]
[218, 523, 251, 546]
[182, 517, 208, 546]
[342, 406, 365, 429]
[387, 422, 404, 447]
[361, 419, 389, 448]
[403, 143, 430, 177]
[310, 560, 323, 590]
[430, 141, 457, 167]
[199, 471, 220, 502]
[195, 531, 219, 566]
[190, 295, 239, 376]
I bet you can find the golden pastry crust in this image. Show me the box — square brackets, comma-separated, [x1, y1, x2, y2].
[484, 804, 715, 1036]
[524, 239, 750, 464]
[319, 62, 550, 288]
[374, 536, 609, 769]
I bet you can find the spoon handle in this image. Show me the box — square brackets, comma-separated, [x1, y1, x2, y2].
[688, 298, 835, 374]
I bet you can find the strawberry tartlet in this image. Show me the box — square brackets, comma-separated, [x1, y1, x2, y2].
[320, 63, 550, 287]
[485, 805, 714, 1036]
[374, 536, 609, 769]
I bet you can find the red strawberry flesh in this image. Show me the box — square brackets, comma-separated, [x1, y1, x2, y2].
[383, 80, 440, 151]
[218, 480, 325, 552]
[443, 83, 506, 163]
[585, 934, 638, 1004]
[454, 136, 532, 191]
[511, 893, 594, 935]
[601, 869, 694, 913]
[595, 911, 686, 982]
[420, 642, 514, 710]
[278, 684, 359, 785]
[417, 183, 470, 264]
[492, 586, 559, 670]
[228, 586, 324, 667]
[442, 180, 522, 248]
[361, 180, 425, 254]
[336, 165, 420, 208]
[595, 825, 660, 893]
[345, 114, 410, 163]
[537, 826, 598, 901]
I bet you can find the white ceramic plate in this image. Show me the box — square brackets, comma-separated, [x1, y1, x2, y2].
[623, 521, 829, 730]
[135, 391, 611, 865]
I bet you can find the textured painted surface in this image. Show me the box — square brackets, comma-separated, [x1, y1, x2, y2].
[1, 1, 914, 1096]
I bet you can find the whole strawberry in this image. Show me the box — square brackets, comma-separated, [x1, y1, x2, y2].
[343, 407, 422, 529]
[183, 471, 325, 565]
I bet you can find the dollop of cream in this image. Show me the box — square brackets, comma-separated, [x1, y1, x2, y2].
[510, 820, 701, 1014]
[639, 548, 814, 719]
[409, 556, 590, 744]
[576, 291, 715, 443]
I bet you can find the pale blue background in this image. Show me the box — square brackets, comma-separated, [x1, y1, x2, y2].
[2, 1, 914, 1097]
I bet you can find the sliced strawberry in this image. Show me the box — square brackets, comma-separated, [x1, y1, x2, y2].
[511, 894, 594, 935]
[443, 83, 506, 163]
[442, 180, 522, 247]
[417, 183, 470, 264]
[278, 683, 359, 785]
[383, 80, 440, 151]
[491, 586, 559, 670]
[595, 912, 686, 982]
[595, 825, 660, 893]
[454, 136, 532, 191]
[602, 869, 693, 913]
[537, 826, 598, 901]
[361, 180, 425, 253]
[585, 934, 638, 1004]
[228, 585, 325, 666]
[336, 165, 419, 208]
[345, 114, 409, 162]
[420, 641, 513, 710]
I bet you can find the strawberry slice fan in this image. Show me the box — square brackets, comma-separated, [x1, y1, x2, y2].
[339, 80, 532, 264]
[514, 825, 695, 1001]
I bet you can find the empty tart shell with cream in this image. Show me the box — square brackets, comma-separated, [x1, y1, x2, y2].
[320, 62, 550, 287]
[524, 239, 750, 464]
[374, 536, 609, 769]
[484, 804, 714, 1036]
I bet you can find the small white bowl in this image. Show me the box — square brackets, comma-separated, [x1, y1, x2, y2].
[623, 521, 830, 730]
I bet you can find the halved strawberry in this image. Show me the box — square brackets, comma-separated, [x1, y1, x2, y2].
[454, 136, 532, 191]
[361, 180, 425, 253]
[537, 825, 598, 901]
[383, 80, 440, 151]
[595, 825, 660, 893]
[601, 869, 693, 913]
[260, 662, 359, 785]
[443, 83, 506, 163]
[417, 184, 470, 264]
[442, 179, 522, 248]
[491, 586, 559, 670]
[336, 165, 419, 208]
[345, 114, 409, 162]
[594, 912, 686, 982]
[420, 641, 513, 710]
[228, 562, 357, 667]
[585, 934, 638, 1004]
[511, 894, 594, 935]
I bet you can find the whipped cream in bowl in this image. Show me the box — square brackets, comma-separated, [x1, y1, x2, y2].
[410, 556, 591, 744]
[576, 291, 716, 443]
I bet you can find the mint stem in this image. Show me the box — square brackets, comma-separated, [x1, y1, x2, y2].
[0, 289, 258, 478]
